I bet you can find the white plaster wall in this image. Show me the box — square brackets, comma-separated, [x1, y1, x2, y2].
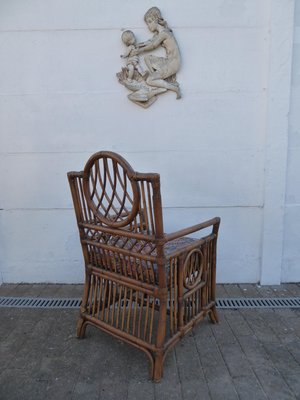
[283, 0, 300, 282]
[0, 0, 296, 284]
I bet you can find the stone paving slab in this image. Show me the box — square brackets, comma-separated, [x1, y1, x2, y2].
[0, 284, 300, 399]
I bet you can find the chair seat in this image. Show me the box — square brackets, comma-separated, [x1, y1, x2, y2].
[164, 236, 195, 255]
[87, 233, 195, 284]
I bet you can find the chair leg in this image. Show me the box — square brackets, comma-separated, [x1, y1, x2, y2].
[208, 305, 219, 324]
[76, 317, 87, 338]
[153, 352, 164, 382]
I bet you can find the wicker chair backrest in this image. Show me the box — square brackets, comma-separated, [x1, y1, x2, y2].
[83, 151, 140, 228]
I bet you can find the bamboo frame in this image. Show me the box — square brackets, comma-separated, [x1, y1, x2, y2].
[68, 151, 220, 381]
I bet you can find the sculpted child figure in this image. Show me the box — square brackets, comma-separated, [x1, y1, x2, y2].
[121, 30, 147, 81]
[132, 7, 181, 99]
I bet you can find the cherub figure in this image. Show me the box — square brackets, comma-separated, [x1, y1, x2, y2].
[121, 30, 147, 81]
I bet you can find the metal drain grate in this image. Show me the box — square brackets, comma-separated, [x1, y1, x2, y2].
[0, 296, 300, 309]
[216, 297, 300, 309]
[0, 297, 81, 309]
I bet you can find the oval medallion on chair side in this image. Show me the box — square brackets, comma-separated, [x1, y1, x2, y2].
[183, 249, 205, 290]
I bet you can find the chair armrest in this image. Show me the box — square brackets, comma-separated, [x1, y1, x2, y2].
[164, 217, 220, 243]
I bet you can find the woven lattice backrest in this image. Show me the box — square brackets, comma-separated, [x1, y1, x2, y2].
[83, 151, 140, 228]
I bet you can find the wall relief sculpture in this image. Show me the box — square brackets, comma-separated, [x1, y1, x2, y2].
[116, 7, 181, 108]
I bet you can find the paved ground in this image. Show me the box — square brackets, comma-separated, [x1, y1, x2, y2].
[0, 284, 300, 400]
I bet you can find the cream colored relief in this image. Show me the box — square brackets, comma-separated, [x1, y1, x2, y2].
[116, 7, 181, 108]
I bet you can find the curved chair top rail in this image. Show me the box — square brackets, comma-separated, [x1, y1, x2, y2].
[83, 151, 140, 228]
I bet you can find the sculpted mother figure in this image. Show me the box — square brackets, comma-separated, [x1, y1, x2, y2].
[133, 7, 181, 99]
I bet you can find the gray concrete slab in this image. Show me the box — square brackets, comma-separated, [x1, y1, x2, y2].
[0, 284, 300, 399]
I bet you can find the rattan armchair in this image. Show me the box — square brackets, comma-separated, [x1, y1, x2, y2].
[68, 151, 220, 381]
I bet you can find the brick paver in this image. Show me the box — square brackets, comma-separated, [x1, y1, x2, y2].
[0, 284, 299, 399]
